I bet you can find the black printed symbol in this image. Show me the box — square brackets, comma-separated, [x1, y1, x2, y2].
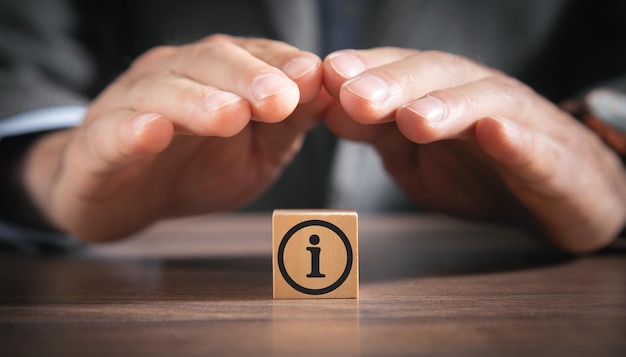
[306, 234, 325, 278]
[277, 220, 353, 295]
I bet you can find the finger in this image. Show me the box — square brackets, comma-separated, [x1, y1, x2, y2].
[474, 116, 561, 185]
[323, 47, 415, 99]
[51, 109, 174, 233]
[394, 75, 579, 184]
[175, 36, 300, 122]
[475, 116, 610, 209]
[395, 75, 569, 144]
[475, 116, 625, 253]
[47, 110, 175, 240]
[67, 110, 174, 182]
[118, 71, 252, 136]
[226, 36, 323, 103]
[332, 50, 492, 123]
[324, 100, 396, 143]
[324, 98, 408, 183]
[254, 88, 334, 166]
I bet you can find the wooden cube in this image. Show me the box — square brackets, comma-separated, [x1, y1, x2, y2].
[273, 209, 358, 299]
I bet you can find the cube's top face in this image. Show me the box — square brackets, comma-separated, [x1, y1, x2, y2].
[272, 210, 358, 299]
[273, 209, 359, 217]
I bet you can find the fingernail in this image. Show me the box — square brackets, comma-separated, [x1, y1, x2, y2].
[251, 73, 296, 103]
[344, 74, 389, 105]
[328, 52, 365, 78]
[133, 113, 161, 134]
[282, 56, 319, 80]
[404, 96, 446, 124]
[204, 91, 241, 114]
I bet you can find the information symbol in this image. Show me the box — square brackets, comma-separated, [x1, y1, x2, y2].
[277, 220, 353, 295]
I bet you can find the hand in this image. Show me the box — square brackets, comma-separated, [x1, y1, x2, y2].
[22, 35, 331, 241]
[323, 47, 626, 253]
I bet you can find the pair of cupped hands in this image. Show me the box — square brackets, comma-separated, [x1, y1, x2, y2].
[23, 35, 626, 252]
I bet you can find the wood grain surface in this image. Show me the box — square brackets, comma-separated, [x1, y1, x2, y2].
[1, 213, 624, 356]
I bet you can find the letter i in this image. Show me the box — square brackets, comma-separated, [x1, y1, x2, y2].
[306, 234, 325, 278]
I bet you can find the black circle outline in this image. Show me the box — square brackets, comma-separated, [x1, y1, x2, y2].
[277, 219, 353, 295]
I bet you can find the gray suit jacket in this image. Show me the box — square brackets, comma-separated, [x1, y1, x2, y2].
[1, 0, 625, 211]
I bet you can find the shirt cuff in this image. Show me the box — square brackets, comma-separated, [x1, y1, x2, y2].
[0, 219, 82, 255]
[0, 106, 86, 254]
[0, 105, 86, 139]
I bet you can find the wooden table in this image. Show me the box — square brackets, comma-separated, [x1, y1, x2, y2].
[1, 214, 624, 356]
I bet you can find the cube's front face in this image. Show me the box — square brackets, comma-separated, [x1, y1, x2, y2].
[272, 210, 359, 299]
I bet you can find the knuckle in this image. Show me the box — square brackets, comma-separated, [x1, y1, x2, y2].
[179, 86, 212, 112]
[489, 74, 533, 107]
[127, 79, 148, 109]
[133, 46, 176, 68]
[420, 50, 493, 78]
[429, 86, 473, 113]
[420, 50, 460, 64]
[248, 37, 274, 50]
[192, 35, 238, 58]
[126, 71, 169, 109]
[241, 65, 277, 84]
[490, 74, 523, 92]
[373, 65, 401, 82]
[283, 50, 315, 66]
[201, 33, 232, 45]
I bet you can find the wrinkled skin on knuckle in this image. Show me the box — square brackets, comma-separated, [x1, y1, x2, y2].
[132, 45, 177, 69]
[201, 33, 233, 45]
